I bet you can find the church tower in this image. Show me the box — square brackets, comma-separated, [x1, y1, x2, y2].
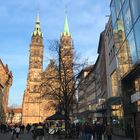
[22, 13, 44, 124]
[60, 15, 73, 79]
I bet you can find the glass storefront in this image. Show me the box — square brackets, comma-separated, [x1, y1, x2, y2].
[110, 0, 140, 138]
[111, 104, 125, 136]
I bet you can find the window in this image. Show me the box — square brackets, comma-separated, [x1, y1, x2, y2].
[127, 29, 138, 64]
[134, 17, 140, 59]
[117, 41, 130, 77]
[120, 0, 125, 5]
[134, 78, 140, 92]
[123, 0, 132, 36]
[118, 11, 125, 43]
[111, 0, 117, 27]
[115, 0, 121, 17]
[111, 70, 118, 96]
[130, 0, 140, 23]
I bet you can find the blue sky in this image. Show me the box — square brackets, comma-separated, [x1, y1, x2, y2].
[0, 0, 110, 106]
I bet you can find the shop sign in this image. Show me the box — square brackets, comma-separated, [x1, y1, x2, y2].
[131, 92, 140, 103]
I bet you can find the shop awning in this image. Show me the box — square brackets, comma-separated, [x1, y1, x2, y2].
[46, 112, 66, 120]
[106, 96, 122, 105]
[96, 108, 107, 113]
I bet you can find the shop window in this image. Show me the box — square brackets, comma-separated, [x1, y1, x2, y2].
[134, 78, 140, 92]
[111, 70, 118, 96]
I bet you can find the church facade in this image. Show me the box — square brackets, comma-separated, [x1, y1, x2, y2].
[22, 14, 73, 124]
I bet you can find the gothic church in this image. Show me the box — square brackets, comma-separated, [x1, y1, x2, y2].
[22, 14, 73, 124]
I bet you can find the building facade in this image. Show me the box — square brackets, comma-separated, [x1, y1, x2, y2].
[7, 107, 22, 124]
[0, 59, 13, 122]
[22, 14, 45, 124]
[104, 17, 125, 136]
[94, 32, 107, 124]
[22, 14, 74, 125]
[110, 0, 140, 139]
[77, 65, 96, 121]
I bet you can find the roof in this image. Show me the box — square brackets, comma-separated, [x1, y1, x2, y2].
[0, 59, 13, 77]
[77, 65, 95, 79]
[8, 108, 22, 113]
[97, 31, 105, 54]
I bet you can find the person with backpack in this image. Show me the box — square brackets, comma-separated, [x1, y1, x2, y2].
[35, 123, 45, 140]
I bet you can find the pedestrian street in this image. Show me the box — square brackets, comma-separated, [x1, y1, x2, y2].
[0, 132, 134, 140]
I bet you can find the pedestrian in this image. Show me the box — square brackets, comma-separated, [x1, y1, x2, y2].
[15, 125, 20, 140]
[105, 123, 113, 140]
[84, 122, 93, 140]
[35, 123, 45, 140]
[95, 122, 104, 140]
[92, 123, 96, 140]
[26, 124, 31, 134]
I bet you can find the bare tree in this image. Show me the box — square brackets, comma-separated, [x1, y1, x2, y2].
[41, 39, 87, 132]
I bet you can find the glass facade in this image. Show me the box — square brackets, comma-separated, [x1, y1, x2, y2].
[134, 18, 140, 59]
[111, 71, 118, 96]
[122, 0, 132, 36]
[110, 0, 140, 138]
[110, 0, 140, 78]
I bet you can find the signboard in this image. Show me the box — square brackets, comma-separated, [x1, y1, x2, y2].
[131, 92, 140, 103]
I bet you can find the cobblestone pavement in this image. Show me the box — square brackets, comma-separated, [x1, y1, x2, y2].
[0, 133, 134, 140]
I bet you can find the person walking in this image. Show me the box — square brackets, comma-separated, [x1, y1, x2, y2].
[95, 122, 104, 140]
[84, 122, 93, 140]
[15, 125, 20, 140]
[35, 123, 45, 140]
[26, 124, 31, 134]
[105, 123, 113, 140]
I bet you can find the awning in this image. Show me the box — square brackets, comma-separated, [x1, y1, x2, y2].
[77, 110, 95, 116]
[46, 112, 66, 120]
[96, 108, 107, 113]
[106, 96, 122, 105]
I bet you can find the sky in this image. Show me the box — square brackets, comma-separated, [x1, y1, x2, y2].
[0, 0, 110, 106]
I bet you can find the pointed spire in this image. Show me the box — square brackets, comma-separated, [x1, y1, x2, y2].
[64, 16, 70, 35]
[32, 12, 42, 37]
[36, 12, 40, 23]
[61, 6, 71, 36]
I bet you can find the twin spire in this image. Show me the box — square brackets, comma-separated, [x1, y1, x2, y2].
[63, 15, 70, 36]
[32, 12, 71, 37]
[32, 12, 42, 37]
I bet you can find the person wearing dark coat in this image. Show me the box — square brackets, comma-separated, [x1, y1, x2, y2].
[95, 122, 104, 140]
[105, 124, 113, 140]
[34, 123, 45, 140]
[84, 122, 93, 140]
